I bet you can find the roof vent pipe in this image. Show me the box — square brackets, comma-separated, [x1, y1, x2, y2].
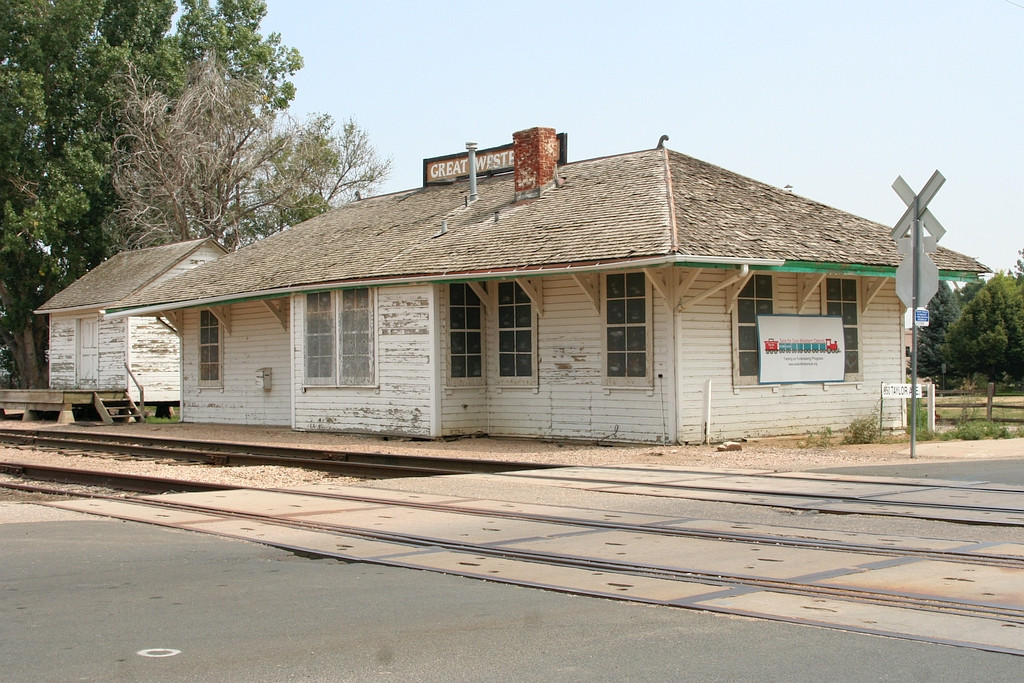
[466, 142, 478, 203]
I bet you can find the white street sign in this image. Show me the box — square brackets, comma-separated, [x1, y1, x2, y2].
[881, 383, 925, 399]
[914, 308, 930, 327]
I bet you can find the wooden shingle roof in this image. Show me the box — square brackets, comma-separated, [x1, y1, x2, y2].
[111, 147, 987, 313]
[667, 151, 982, 271]
[38, 238, 222, 313]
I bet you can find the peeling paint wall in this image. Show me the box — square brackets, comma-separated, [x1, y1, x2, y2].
[439, 275, 676, 443]
[181, 301, 291, 425]
[48, 312, 127, 391]
[292, 285, 435, 437]
[126, 317, 180, 403]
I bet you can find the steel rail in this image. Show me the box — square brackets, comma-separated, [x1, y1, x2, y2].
[0, 462, 232, 494]
[0, 428, 555, 478]
[496, 469, 1024, 523]
[6, 461, 1024, 569]
[42, 487, 1024, 629]
[7, 469, 1024, 655]
[276, 486, 1024, 570]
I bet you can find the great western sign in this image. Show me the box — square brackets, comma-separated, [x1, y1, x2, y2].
[422, 133, 567, 185]
[424, 144, 516, 184]
[758, 314, 846, 384]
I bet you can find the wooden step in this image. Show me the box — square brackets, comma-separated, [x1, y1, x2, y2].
[92, 392, 144, 424]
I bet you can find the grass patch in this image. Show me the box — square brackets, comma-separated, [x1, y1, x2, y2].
[800, 427, 833, 448]
[938, 420, 1017, 441]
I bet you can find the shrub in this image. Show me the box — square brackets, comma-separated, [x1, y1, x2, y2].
[941, 420, 1013, 441]
[843, 413, 881, 444]
[800, 427, 833, 448]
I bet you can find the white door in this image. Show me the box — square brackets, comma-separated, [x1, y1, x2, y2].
[77, 317, 99, 386]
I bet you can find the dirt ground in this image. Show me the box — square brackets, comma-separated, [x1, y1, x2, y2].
[2, 418, 1022, 491]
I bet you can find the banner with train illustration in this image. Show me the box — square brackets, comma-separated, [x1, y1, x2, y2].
[757, 314, 846, 384]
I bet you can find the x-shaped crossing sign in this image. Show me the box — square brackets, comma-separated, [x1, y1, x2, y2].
[890, 170, 946, 241]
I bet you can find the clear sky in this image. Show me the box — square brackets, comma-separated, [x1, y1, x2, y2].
[261, 0, 1023, 275]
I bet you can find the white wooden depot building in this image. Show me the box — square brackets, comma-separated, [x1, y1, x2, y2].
[35, 239, 226, 416]
[104, 128, 986, 443]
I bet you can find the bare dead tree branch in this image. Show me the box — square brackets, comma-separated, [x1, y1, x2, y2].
[112, 55, 390, 249]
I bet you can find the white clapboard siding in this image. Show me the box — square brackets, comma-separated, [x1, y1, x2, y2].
[292, 285, 436, 437]
[676, 272, 905, 442]
[126, 317, 180, 403]
[181, 301, 291, 426]
[96, 316, 128, 390]
[439, 275, 677, 443]
[47, 314, 78, 389]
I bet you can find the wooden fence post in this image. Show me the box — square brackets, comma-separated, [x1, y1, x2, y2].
[987, 382, 996, 421]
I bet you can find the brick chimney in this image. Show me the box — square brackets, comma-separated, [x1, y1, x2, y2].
[513, 127, 560, 201]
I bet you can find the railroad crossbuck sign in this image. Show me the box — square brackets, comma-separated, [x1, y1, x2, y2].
[891, 171, 945, 309]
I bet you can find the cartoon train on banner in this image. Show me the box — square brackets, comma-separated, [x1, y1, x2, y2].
[762, 338, 841, 354]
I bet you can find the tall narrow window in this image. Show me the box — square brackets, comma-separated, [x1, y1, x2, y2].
[199, 309, 221, 385]
[449, 283, 483, 379]
[339, 288, 373, 385]
[826, 278, 859, 375]
[737, 274, 773, 378]
[498, 282, 533, 379]
[305, 292, 335, 383]
[605, 272, 649, 381]
[304, 289, 376, 386]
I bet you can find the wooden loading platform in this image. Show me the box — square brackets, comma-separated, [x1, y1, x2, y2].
[0, 390, 143, 425]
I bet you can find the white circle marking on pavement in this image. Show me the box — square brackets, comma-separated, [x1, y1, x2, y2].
[136, 648, 181, 658]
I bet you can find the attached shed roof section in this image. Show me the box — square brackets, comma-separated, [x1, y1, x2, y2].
[667, 150, 983, 273]
[38, 238, 224, 313]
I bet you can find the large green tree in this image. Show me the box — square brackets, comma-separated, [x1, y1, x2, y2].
[917, 281, 960, 387]
[0, 0, 176, 388]
[0, 0, 351, 388]
[944, 273, 1024, 383]
[174, 0, 302, 110]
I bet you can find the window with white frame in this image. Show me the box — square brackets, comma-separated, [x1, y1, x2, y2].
[304, 292, 334, 384]
[199, 309, 221, 386]
[825, 277, 860, 377]
[303, 289, 375, 386]
[735, 274, 773, 382]
[339, 288, 373, 385]
[497, 281, 535, 382]
[604, 272, 651, 384]
[448, 283, 483, 382]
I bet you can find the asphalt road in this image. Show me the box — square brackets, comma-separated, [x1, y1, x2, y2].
[3, 498, 1023, 682]
[814, 455, 1024, 485]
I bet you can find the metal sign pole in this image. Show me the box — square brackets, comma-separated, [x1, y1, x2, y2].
[910, 195, 920, 459]
[893, 170, 944, 460]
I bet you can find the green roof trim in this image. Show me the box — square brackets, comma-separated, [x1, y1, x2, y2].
[754, 261, 983, 282]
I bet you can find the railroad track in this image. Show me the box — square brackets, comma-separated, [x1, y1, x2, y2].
[6, 459, 1024, 654]
[5, 464, 1022, 571]
[17, 468, 1024, 656]
[0, 462, 233, 495]
[0, 427, 559, 479]
[491, 465, 1024, 526]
